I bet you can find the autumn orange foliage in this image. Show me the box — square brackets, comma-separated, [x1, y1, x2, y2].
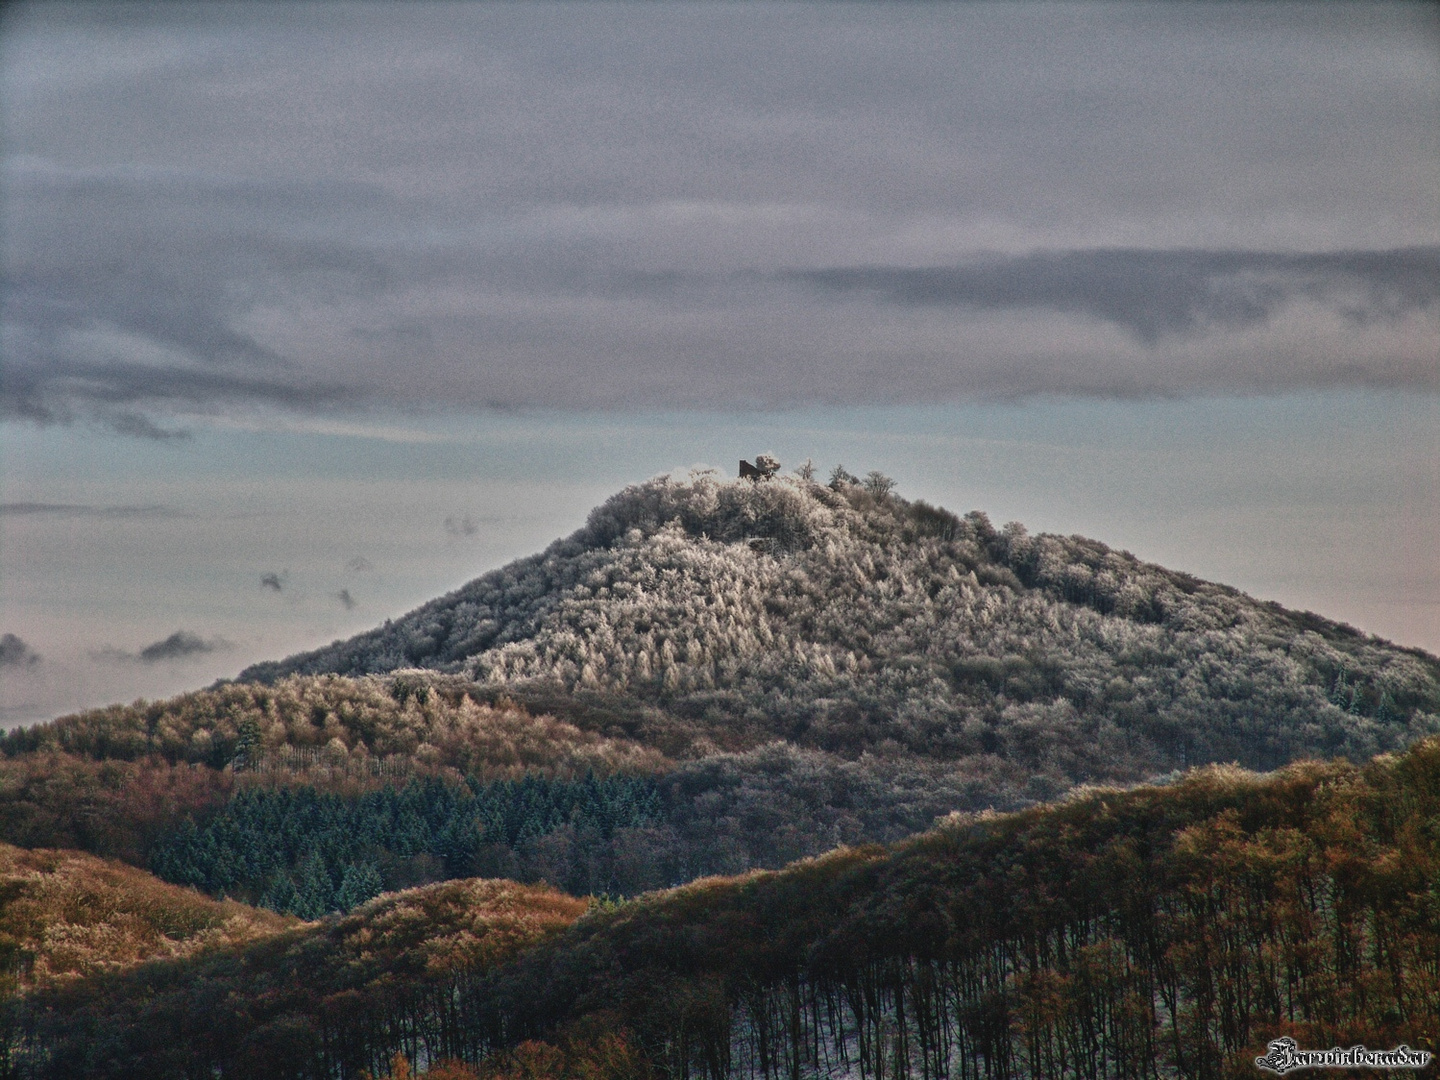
[6, 741, 1438, 1079]
[0, 841, 290, 993]
[0, 753, 233, 864]
[326, 877, 590, 976]
[473, 1031, 652, 1080]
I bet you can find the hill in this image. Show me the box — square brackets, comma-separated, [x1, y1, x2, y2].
[5, 469, 1439, 920]
[9, 736, 1437, 1079]
[0, 842, 291, 996]
[242, 470, 1440, 784]
[2, 869, 585, 1079]
[2, 469, 1438, 1076]
[0, 677, 1012, 910]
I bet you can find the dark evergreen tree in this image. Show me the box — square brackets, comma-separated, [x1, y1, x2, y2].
[292, 850, 334, 919]
[260, 872, 298, 914]
[151, 773, 669, 910]
[335, 862, 384, 912]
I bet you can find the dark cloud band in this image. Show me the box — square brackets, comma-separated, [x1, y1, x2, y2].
[5, 234, 1433, 425]
[784, 248, 1440, 345]
[0, 502, 184, 519]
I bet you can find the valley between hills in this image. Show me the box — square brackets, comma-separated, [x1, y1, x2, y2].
[2, 469, 1437, 1079]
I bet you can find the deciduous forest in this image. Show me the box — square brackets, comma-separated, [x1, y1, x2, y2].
[2, 471, 1437, 1077]
[5, 741, 1437, 1078]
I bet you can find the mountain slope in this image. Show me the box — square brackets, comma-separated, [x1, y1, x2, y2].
[242, 472, 1440, 785]
[0, 842, 292, 994]
[1, 679, 1034, 906]
[4, 872, 586, 1079]
[13, 737, 1438, 1079]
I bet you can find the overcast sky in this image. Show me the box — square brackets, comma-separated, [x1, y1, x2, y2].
[2, 2, 1437, 725]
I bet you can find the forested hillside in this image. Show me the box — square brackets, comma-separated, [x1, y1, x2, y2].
[2, 872, 586, 1079]
[3, 468, 1438, 1077]
[5, 469, 1439, 923]
[8, 737, 1437, 1079]
[0, 679, 675, 899]
[1, 676, 1007, 914]
[0, 675, 669, 781]
[0, 842, 291, 995]
[244, 470, 1440, 783]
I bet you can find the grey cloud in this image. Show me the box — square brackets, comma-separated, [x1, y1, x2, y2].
[783, 248, 1440, 346]
[91, 631, 228, 664]
[105, 411, 191, 440]
[336, 589, 357, 611]
[138, 630, 226, 663]
[0, 633, 40, 667]
[444, 515, 479, 538]
[345, 556, 373, 572]
[2, 160, 380, 426]
[0, 351, 355, 425]
[0, 501, 184, 518]
[260, 572, 285, 592]
[3, 4, 1436, 422]
[6, 239, 1435, 416]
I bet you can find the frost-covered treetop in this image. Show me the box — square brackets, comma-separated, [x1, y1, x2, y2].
[241, 471, 1440, 785]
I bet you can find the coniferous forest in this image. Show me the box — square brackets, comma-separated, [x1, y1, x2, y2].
[2, 469, 1438, 1078]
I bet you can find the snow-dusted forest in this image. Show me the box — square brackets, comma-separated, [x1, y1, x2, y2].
[6, 469, 1440, 1078]
[244, 469, 1440, 789]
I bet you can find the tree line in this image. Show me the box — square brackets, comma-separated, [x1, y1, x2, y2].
[7, 737, 1436, 1079]
[146, 743, 1031, 914]
[149, 774, 664, 916]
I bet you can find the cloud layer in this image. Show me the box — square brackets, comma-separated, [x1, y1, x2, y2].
[0, 502, 184, 519]
[3, 3, 1436, 426]
[137, 630, 224, 663]
[786, 249, 1440, 346]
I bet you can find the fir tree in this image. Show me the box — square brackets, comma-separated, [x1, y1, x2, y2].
[335, 862, 384, 912]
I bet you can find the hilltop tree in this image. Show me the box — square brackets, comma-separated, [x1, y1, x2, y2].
[862, 470, 895, 496]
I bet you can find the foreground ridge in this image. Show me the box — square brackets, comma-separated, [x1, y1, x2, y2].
[7, 738, 1437, 1078]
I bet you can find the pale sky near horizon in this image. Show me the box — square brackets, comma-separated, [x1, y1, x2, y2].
[2, 2, 1437, 726]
